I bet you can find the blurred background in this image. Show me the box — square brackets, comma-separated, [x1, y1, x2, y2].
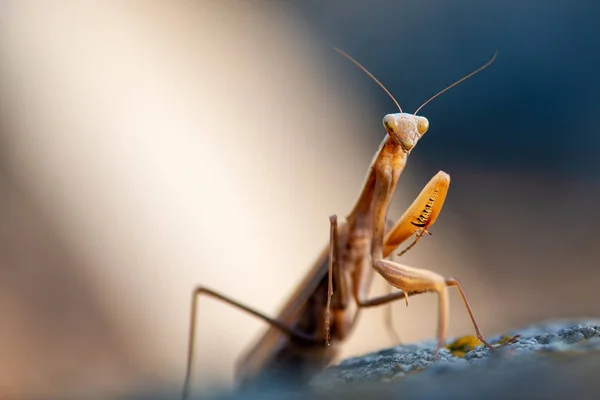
[0, 1, 599, 399]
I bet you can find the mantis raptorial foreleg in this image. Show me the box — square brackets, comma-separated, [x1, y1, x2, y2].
[383, 171, 450, 256]
[367, 172, 489, 355]
[381, 171, 450, 341]
[324, 171, 453, 344]
[369, 166, 491, 357]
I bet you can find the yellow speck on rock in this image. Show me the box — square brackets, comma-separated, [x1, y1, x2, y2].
[445, 334, 520, 357]
[444, 335, 483, 357]
[495, 335, 519, 346]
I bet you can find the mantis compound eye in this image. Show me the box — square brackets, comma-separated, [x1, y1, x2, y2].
[416, 116, 429, 135]
[383, 114, 397, 133]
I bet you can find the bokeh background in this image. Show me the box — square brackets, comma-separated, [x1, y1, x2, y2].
[0, 1, 599, 399]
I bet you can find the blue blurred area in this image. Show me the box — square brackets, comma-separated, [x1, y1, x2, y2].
[290, 1, 600, 178]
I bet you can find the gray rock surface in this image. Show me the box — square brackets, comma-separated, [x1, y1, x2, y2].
[310, 319, 600, 389]
[129, 319, 600, 400]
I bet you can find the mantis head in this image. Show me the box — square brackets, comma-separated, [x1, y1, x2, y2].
[383, 113, 429, 152]
[334, 48, 497, 152]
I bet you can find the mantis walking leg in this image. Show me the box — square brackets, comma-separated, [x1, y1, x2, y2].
[382, 285, 403, 344]
[325, 213, 411, 345]
[183, 288, 321, 399]
[373, 261, 494, 356]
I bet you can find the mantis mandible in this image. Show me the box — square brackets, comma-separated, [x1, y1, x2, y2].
[182, 49, 498, 399]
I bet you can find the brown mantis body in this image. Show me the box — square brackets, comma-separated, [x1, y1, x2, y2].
[182, 50, 498, 399]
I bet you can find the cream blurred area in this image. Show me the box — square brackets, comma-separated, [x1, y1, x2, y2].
[0, 1, 578, 399]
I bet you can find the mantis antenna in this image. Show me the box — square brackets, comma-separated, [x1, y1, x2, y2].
[414, 51, 498, 115]
[334, 48, 403, 113]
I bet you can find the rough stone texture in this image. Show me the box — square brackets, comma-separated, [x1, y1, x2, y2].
[310, 319, 600, 389]
[127, 319, 600, 400]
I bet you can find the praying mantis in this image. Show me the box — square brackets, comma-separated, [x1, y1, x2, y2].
[182, 49, 499, 399]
